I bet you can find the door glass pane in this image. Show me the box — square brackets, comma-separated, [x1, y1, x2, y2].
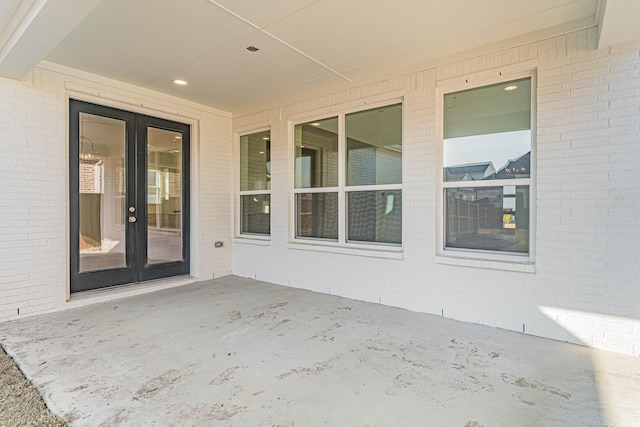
[78, 113, 126, 272]
[147, 127, 183, 264]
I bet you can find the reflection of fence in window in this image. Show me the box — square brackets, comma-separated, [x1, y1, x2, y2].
[241, 195, 270, 235]
[446, 197, 503, 237]
[348, 190, 401, 244]
[445, 186, 529, 253]
[296, 193, 338, 240]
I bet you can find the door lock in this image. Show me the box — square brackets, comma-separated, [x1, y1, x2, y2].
[128, 216, 137, 223]
[129, 206, 135, 212]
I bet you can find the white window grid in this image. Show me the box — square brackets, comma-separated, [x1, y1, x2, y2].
[291, 102, 403, 247]
[238, 127, 271, 238]
[437, 71, 537, 261]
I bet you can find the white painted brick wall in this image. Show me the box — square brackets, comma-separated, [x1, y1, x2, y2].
[1, 27, 637, 357]
[232, 28, 640, 356]
[0, 62, 233, 321]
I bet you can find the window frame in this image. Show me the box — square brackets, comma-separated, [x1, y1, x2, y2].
[237, 126, 272, 239]
[290, 99, 404, 248]
[437, 71, 537, 264]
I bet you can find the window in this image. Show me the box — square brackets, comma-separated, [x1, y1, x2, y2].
[239, 130, 271, 235]
[442, 76, 533, 256]
[294, 103, 402, 245]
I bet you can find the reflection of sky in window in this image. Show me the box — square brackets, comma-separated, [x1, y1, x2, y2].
[444, 130, 530, 170]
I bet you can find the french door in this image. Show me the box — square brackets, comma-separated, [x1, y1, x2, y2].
[69, 100, 190, 293]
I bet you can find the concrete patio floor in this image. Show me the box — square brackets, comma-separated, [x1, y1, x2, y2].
[0, 276, 639, 426]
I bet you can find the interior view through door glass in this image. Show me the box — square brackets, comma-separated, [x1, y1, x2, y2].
[146, 127, 183, 264]
[78, 113, 127, 272]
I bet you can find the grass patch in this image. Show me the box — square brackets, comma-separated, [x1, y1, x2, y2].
[0, 345, 67, 427]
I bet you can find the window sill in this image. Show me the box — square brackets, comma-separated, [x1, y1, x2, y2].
[435, 254, 534, 273]
[288, 241, 403, 260]
[234, 236, 271, 246]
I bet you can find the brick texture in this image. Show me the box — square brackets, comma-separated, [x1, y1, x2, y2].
[2, 27, 639, 357]
[232, 27, 640, 356]
[0, 63, 233, 321]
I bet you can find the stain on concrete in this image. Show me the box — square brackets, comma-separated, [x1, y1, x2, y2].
[309, 322, 342, 342]
[501, 373, 571, 399]
[228, 310, 242, 322]
[98, 408, 128, 426]
[268, 319, 291, 331]
[268, 302, 288, 309]
[210, 402, 246, 421]
[393, 374, 413, 387]
[64, 410, 81, 423]
[210, 366, 245, 385]
[137, 369, 183, 398]
[276, 357, 337, 380]
[66, 384, 88, 392]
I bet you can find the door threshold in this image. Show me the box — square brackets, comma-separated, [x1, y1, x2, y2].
[67, 275, 198, 309]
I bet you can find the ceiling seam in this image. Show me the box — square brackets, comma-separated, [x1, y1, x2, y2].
[0, 0, 47, 64]
[207, 0, 351, 82]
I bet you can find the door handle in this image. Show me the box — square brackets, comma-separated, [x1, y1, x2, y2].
[128, 216, 137, 223]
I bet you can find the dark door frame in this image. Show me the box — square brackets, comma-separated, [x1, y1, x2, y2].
[69, 99, 190, 293]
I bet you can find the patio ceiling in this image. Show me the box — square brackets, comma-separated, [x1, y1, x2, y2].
[0, 0, 637, 115]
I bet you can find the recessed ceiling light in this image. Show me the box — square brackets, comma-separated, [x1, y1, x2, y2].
[311, 122, 321, 126]
[262, 137, 270, 141]
[173, 79, 188, 86]
[504, 85, 518, 91]
[246, 46, 259, 52]
[259, 151, 265, 154]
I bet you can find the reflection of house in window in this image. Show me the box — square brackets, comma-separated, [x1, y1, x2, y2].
[484, 152, 530, 180]
[444, 162, 495, 181]
[347, 139, 402, 185]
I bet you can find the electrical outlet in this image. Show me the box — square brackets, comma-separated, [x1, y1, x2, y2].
[214, 241, 223, 248]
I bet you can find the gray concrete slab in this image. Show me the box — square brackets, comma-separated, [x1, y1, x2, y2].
[0, 276, 639, 426]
